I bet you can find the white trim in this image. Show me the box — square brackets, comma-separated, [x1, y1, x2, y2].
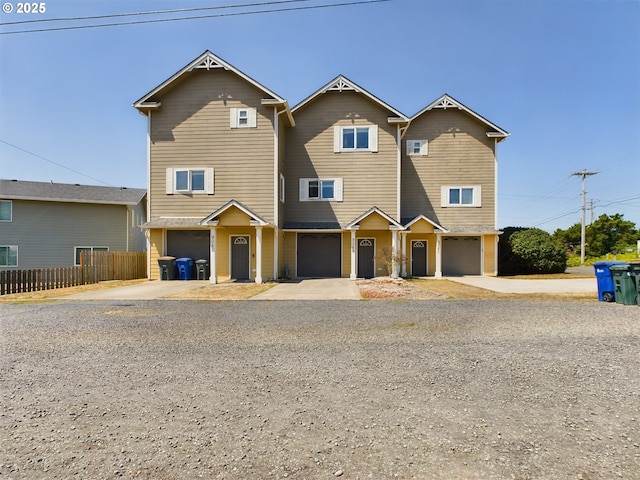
[299, 178, 342, 202]
[357, 237, 376, 278]
[396, 125, 401, 220]
[334, 125, 378, 153]
[255, 226, 263, 284]
[410, 239, 429, 277]
[441, 186, 481, 207]
[230, 235, 251, 281]
[209, 227, 217, 284]
[0, 200, 13, 222]
[406, 139, 428, 156]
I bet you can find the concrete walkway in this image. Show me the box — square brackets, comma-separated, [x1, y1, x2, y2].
[448, 276, 597, 294]
[251, 278, 362, 300]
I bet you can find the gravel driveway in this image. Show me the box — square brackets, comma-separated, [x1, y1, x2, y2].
[1, 300, 638, 479]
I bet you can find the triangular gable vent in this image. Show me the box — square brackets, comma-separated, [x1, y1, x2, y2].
[190, 54, 227, 71]
[324, 77, 359, 93]
[432, 97, 461, 110]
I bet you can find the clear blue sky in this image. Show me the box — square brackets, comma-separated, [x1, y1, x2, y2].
[1, 0, 638, 232]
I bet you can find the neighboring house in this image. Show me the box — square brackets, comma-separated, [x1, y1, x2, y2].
[0, 179, 147, 270]
[134, 51, 508, 283]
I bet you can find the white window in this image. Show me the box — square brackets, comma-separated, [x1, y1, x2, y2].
[406, 139, 428, 156]
[299, 178, 343, 202]
[441, 186, 481, 207]
[0, 246, 18, 267]
[74, 246, 108, 266]
[280, 174, 285, 203]
[0, 200, 11, 221]
[333, 125, 378, 152]
[166, 168, 214, 194]
[230, 107, 257, 128]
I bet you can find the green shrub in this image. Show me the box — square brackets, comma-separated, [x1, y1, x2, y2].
[509, 229, 567, 274]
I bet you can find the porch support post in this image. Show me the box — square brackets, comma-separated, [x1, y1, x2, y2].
[350, 229, 357, 280]
[400, 231, 407, 277]
[255, 226, 263, 284]
[209, 227, 218, 284]
[391, 230, 399, 278]
[435, 234, 443, 278]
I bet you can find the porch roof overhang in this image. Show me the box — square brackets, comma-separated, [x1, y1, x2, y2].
[200, 199, 269, 226]
[345, 206, 404, 231]
[141, 217, 205, 229]
[442, 224, 503, 235]
[403, 215, 449, 233]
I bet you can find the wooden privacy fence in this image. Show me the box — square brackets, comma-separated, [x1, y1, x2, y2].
[0, 251, 146, 295]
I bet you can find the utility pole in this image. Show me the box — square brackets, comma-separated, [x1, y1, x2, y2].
[571, 170, 598, 264]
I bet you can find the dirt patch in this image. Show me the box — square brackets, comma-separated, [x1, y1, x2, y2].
[165, 282, 274, 300]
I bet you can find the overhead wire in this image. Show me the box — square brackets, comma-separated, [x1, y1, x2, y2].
[0, 0, 391, 35]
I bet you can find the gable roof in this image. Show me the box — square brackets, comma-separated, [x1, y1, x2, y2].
[410, 94, 509, 141]
[0, 179, 146, 205]
[133, 50, 289, 113]
[200, 199, 268, 226]
[345, 206, 404, 230]
[403, 214, 448, 232]
[292, 75, 409, 121]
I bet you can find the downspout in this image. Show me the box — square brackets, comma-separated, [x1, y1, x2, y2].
[396, 124, 401, 221]
[146, 110, 152, 279]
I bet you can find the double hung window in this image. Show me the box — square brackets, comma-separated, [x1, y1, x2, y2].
[0, 200, 11, 221]
[441, 186, 481, 207]
[230, 108, 257, 128]
[334, 125, 378, 152]
[0, 246, 17, 267]
[166, 168, 214, 194]
[299, 178, 343, 202]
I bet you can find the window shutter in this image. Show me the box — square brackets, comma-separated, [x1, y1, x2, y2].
[406, 140, 413, 155]
[421, 140, 429, 156]
[299, 178, 309, 201]
[205, 168, 215, 194]
[248, 108, 257, 128]
[166, 168, 174, 194]
[369, 125, 378, 152]
[333, 126, 341, 153]
[230, 108, 238, 128]
[441, 186, 449, 207]
[334, 178, 343, 202]
[473, 186, 481, 207]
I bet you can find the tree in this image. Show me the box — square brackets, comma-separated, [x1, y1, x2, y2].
[509, 228, 567, 274]
[553, 213, 638, 258]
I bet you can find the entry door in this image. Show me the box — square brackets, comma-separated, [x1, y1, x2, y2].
[231, 236, 250, 280]
[358, 239, 375, 278]
[411, 240, 427, 276]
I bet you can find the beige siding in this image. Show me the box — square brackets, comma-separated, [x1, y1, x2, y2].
[285, 91, 399, 226]
[402, 109, 496, 227]
[149, 229, 163, 280]
[214, 227, 275, 282]
[149, 70, 276, 224]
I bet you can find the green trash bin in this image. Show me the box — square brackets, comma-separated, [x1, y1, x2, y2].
[629, 263, 640, 306]
[609, 265, 638, 306]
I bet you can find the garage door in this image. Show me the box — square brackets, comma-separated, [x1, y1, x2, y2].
[167, 230, 210, 261]
[297, 233, 341, 277]
[442, 236, 481, 276]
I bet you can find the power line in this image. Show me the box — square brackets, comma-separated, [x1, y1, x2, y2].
[0, 140, 115, 187]
[0, 0, 311, 25]
[0, 0, 391, 35]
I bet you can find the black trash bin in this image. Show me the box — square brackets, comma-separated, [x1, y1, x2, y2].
[196, 259, 210, 280]
[176, 257, 195, 280]
[593, 261, 627, 302]
[158, 256, 178, 280]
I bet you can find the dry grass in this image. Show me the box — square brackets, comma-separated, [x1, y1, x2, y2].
[408, 278, 594, 301]
[166, 282, 274, 300]
[0, 279, 148, 304]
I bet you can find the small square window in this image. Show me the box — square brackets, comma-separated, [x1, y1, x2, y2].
[238, 110, 248, 126]
[407, 139, 428, 156]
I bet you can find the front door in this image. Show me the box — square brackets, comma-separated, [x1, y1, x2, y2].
[231, 236, 250, 280]
[411, 240, 427, 276]
[358, 238, 375, 278]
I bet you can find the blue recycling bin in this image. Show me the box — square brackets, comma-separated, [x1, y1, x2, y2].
[176, 257, 195, 280]
[593, 261, 627, 302]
